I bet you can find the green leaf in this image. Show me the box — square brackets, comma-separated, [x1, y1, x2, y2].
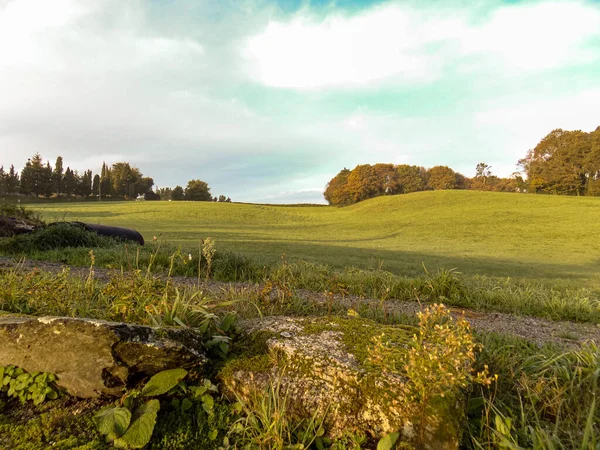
[198, 319, 210, 335]
[181, 397, 193, 412]
[220, 313, 236, 332]
[377, 432, 399, 450]
[202, 394, 214, 411]
[315, 437, 325, 450]
[219, 341, 229, 355]
[35, 373, 47, 383]
[94, 407, 132, 442]
[114, 399, 160, 449]
[123, 391, 138, 410]
[208, 428, 218, 441]
[141, 369, 188, 397]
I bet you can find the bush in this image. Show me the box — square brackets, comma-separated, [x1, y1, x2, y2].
[0, 223, 119, 253]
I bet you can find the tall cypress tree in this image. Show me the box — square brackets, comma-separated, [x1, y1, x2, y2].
[53, 156, 64, 197]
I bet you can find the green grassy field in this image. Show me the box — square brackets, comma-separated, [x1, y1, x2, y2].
[30, 190, 600, 286]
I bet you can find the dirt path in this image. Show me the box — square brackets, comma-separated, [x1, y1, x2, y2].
[1, 256, 599, 348]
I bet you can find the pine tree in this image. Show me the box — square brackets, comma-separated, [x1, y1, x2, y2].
[81, 170, 92, 197]
[6, 165, 19, 194]
[63, 168, 78, 197]
[41, 161, 54, 198]
[20, 159, 34, 195]
[0, 166, 6, 196]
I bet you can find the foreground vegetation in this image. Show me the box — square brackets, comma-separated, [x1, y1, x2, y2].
[0, 256, 598, 449]
[0, 198, 599, 448]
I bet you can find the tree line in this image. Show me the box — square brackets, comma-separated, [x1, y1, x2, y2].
[519, 127, 600, 196]
[0, 153, 231, 202]
[324, 163, 520, 205]
[325, 126, 600, 205]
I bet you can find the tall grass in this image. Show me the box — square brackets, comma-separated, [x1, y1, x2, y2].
[469, 334, 599, 449]
[2, 229, 599, 323]
[229, 376, 326, 449]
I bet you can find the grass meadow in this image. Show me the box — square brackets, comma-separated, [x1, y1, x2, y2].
[2, 191, 600, 448]
[29, 190, 600, 287]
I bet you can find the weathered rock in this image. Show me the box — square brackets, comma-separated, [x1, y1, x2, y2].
[0, 316, 207, 398]
[219, 316, 463, 450]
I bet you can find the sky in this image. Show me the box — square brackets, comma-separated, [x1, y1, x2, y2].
[0, 0, 599, 204]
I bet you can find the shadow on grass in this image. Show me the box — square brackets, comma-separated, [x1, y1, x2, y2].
[211, 239, 597, 284]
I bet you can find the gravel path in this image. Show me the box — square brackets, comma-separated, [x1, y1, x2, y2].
[1, 256, 599, 348]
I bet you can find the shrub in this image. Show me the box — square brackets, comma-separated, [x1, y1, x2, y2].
[0, 223, 119, 253]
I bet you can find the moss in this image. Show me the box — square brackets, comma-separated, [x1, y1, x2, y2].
[302, 316, 415, 367]
[150, 401, 233, 450]
[217, 330, 277, 382]
[0, 395, 110, 449]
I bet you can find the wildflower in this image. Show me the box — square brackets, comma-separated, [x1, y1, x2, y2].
[153, 236, 157, 241]
[188, 253, 193, 261]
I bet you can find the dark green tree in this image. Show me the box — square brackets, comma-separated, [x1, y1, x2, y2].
[92, 174, 100, 198]
[171, 185, 184, 201]
[6, 165, 19, 194]
[0, 166, 6, 195]
[80, 170, 93, 197]
[158, 187, 173, 200]
[53, 156, 64, 197]
[19, 159, 34, 195]
[100, 162, 113, 198]
[112, 162, 140, 198]
[41, 161, 54, 197]
[134, 177, 154, 197]
[63, 168, 80, 197]
[184, 179, 212, 201]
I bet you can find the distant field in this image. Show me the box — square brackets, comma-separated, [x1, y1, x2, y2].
[30, 191, 600, 286]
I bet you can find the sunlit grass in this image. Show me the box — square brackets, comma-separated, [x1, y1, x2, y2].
[28, 191, 600, 287]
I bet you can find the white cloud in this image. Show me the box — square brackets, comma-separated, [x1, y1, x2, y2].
[246, 5, 460, 88]
[246, 0, 600, 89]
[458, 1, 600, 72]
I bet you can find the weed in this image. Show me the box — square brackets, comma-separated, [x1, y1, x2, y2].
[468, 335, 600, 449]
[226, 375, 325, 450]
[0, 366, 59, 405]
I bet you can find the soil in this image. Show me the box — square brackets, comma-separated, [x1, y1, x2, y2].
[1, 256, 598, 348]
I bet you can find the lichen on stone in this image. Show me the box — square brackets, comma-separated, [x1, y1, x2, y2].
[219, 315, 465, 450]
